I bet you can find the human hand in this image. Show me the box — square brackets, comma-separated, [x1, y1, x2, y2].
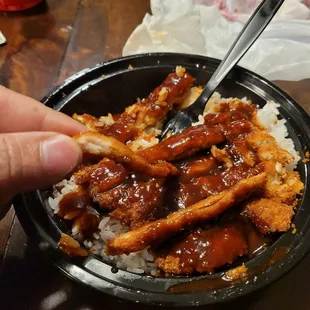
[0, 86, 86, 215]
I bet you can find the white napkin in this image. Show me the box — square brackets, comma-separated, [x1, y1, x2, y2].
[123, 0, 310, 81]
[0, 31, 6, 45]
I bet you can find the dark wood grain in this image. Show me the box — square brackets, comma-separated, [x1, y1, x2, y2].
[0, 0, 80, 99]
[57, 0, 150, 83]
[0, 0, 309, 309]
[274, 79, 310, 115]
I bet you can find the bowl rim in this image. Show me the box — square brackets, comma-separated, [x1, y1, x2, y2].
[14, 52, 310, 307]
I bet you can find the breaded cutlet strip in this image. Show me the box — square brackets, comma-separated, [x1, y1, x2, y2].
[228, 139, 257, 166]
[74, 72, 194, 142]
[74, 126, 225, 196]
[107, 173, 267, 255]
[175, 164, 263, 208]
[179, 156, 218, 182]
[156, 225, 248, 274]
[246, 129, 293, 165]
[101, 72, 194, 142]
[139, 126, 225, 162]
[109, 179, 166, 229]
[263, 164, 304, 206]
[74, 109, 253, 209]
[74, 159, 127, 193]
[74, 132, 178, 178]
[245, 128, 303, 206]
[93, 179, 170, 229]
[242, 198, 294, 234]
[91, 182, 136, 210]
[72, 114, 102, 132]
[75, 126, 225, 185]
[74, 111, 251, 193]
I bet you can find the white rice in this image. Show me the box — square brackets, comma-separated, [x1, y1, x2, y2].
[49, 93, 300, 275]
[48, 176, 78, 214]
[256, 100, 300, 170]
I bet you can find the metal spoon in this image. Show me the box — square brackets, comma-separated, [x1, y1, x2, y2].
[160, 0, 285, 139]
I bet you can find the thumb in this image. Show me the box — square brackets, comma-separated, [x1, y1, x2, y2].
[0, 132, 82, 204]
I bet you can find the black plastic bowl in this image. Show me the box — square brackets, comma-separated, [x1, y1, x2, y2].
[14, 53, 310, 307]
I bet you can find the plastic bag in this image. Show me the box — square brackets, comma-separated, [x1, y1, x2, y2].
[123, 0, 310, 81]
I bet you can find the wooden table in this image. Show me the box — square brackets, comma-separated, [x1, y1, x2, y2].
[0, 1, 309, 309]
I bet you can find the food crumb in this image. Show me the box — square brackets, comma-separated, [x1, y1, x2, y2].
[176, 66, 186, 78]
[158, 87, 168, 102]
[302, 151, 310, 163]
[291, 223, 297, 234]
[225, 264, 248, 281]
[58, 233, 88, 257]
[202, 65, 206, 69]
[101, 74, 105, 78]
[128, 64, 134, 70]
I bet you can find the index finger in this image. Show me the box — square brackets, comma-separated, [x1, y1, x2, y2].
[0, 86, 86, 136]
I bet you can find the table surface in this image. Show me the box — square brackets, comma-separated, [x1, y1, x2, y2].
[0, 1, 310, 309]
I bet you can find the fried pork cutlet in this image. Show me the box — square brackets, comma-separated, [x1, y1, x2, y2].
[73, 113, 254, 213]
[175, 164, 263, 209]
[74, 124, 225, 181]
[107, 173, 267, 255]
[90, 181, 138, 210]
[109, 179, 167, 229]
[139, 125, 225, 162]
[246, 129, 293, 166]
[179, 156, 218, 182]
[156, 224, 248, 274]
[74, 125, 226, 201]
[242, 198, 294, 234]
[74, 132, 177, 178]
[75, 160, 127, 192]
[73, 71, 194, 142]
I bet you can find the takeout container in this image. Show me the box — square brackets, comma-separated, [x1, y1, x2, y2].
[13, 53, 310, 307]
[0, 0, 42, 11]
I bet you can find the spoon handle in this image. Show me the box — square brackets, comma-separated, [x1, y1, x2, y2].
[196, 0, 285, 107]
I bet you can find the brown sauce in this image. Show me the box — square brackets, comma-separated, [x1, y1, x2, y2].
[175, 163, 263, 209]
[157, 224, 248, 274]
[179, 156, 218, 182]
[58, 188, 91, 220]
[101, 72, 194, 143]
[88, 161, 127, 193]
[167, 245, 289, 293]
[58, 233, 88, 257]
[73, 206, 100, 237]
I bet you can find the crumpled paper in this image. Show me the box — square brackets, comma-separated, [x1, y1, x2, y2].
[123, 0, 310, 81]
[0, 31, 6, 45]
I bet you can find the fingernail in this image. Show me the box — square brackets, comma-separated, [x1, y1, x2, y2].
[41, 135, 82, 177]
